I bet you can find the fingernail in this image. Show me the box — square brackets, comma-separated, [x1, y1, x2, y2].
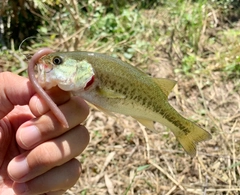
[13, 183, 29, 195]
[20, 126, 41, 148]
[35, 96, 44, 114]
[8, 155, 29, 181]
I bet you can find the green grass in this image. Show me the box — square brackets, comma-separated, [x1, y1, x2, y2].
[3, 0, 238, 78]
[1, 1, 240, 194]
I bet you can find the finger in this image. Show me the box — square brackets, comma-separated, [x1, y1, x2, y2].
[5, 105, 34, 131]
[0, 72, 35, 119]
[46, 191, 67, 195]
[12, 158, 81, 195]
[8, 125, 89, 183]
[16, 96, 89, 149]
[29, 86, 71, 117]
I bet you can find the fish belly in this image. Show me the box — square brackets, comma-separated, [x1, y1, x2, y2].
[75, 86, 211, 156]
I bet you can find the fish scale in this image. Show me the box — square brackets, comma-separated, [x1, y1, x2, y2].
[97, 70, 163, 115]
[38, 51, 211, 156]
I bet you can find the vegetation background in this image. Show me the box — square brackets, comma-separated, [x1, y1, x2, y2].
[0, 0, 240, 194]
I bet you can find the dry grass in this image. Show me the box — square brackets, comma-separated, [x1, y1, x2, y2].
[1, 2, 240, 195]
[63, 6, 240, 195]
[66, 60, 239, 195]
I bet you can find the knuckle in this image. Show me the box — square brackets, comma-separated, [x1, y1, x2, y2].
[1, 71, 12, 78]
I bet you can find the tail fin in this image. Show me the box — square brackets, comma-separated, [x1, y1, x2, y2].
[174, 123, 211, 156]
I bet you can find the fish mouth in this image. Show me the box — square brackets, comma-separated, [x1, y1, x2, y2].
[38, 59, 53, 73]
[37, 59, 58, 90]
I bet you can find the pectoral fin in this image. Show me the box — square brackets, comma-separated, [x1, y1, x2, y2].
[96, 86, 126, 99]
[134, 117, 158, 133]
[152, 78, 176, 96]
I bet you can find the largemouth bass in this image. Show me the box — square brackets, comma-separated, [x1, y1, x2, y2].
[36, 51, 211, 156]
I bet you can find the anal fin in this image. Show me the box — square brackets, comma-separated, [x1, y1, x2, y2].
[134, 117, 158, 133]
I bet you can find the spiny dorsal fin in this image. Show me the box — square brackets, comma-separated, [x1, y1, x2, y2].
[152, 78, 176, 96]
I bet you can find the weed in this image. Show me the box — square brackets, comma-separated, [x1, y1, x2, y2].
[1, 1, 240, 194]
[124, 165, 150, 195]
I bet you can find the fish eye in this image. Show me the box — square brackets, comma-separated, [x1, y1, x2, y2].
[52, 56, 63, 65]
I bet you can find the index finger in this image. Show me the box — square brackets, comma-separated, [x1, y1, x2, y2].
[29, 86, 71, 117]
[0, 72, 35, 119]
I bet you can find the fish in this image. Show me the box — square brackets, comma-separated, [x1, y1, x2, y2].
[34, 50, 211, 156]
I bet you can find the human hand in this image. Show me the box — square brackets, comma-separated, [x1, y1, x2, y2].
[0, 72, 89, 195]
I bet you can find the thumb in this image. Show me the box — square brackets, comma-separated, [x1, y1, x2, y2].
[0, 72, 35, 119]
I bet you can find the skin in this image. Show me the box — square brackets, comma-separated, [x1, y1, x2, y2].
[0, 72, 89, 195]
[28, 48, 69, 128]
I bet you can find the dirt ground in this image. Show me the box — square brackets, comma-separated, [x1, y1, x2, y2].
[1, 5, 239, 195]
[63, 54, 240, 195]
[1, 43, 239, 195]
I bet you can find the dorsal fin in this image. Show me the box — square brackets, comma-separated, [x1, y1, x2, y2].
[152, 78, 176, 96]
